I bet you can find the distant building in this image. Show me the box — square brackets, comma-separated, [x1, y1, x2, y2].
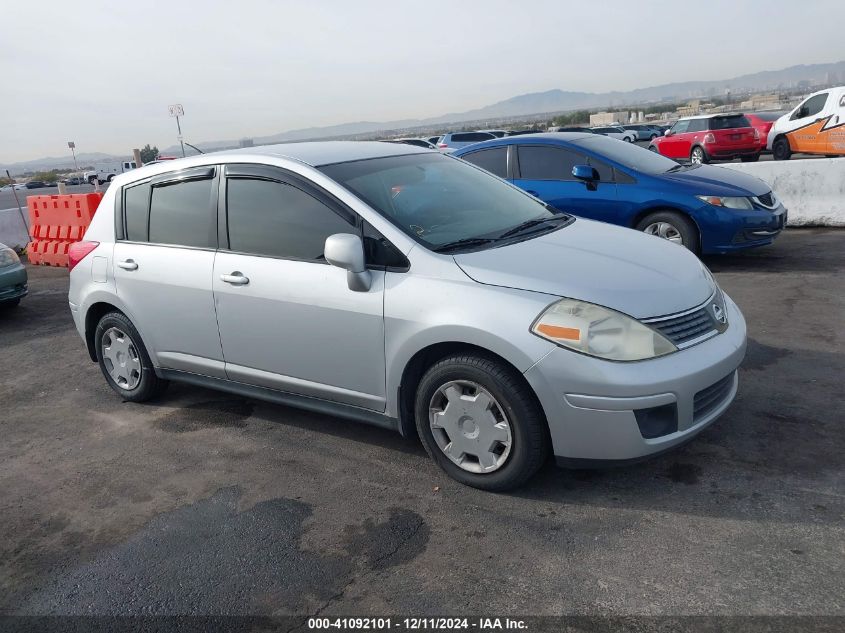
[590, 111, 630, 126]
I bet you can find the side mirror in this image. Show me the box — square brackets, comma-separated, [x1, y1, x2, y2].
[572, 164, 600, 181]
[325, 233, 372, 292]
[664, 129, 672, 136]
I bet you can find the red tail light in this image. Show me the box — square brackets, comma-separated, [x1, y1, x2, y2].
[68, 241, 99, 271]
[703, 133, 715, 144]
[438, 143, 447, 148]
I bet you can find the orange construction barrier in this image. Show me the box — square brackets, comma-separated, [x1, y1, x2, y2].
[27, 193, 104, 267]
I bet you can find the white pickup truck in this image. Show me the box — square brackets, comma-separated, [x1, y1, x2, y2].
[84, 160, 138, 185]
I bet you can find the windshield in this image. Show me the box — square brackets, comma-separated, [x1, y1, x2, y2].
[571, 135, 681, 174]
[320, 153, 568, 250]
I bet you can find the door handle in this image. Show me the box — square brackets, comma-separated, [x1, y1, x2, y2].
[117, 259, 138, 271]
[220, 272, 249, 285]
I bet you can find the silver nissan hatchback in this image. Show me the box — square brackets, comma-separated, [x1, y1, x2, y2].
[68, 142, 746, 490]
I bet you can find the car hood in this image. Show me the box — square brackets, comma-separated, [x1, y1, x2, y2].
[659, 164, 770, 196]
[453, 219, 714, 320]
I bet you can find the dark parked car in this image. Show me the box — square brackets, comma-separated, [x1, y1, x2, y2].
[623, 124, 662, 141]
[454, 133, 786, 254]
[63, 177, 83, 185]
[0, 243, 27, 308]
[25, 180, 47, 189]
[385, 138, 438, 150]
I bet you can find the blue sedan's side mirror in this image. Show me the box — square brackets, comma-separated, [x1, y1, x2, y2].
[572, 164, 600, 181]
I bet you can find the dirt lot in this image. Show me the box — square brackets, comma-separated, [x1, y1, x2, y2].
[0, 229, 843, 621]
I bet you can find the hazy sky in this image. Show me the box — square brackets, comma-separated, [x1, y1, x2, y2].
[2, 0, 843, 162]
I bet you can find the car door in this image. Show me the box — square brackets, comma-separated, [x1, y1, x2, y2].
[828, 93, 845, 155]
[785, 92, 830, 154]
[113, 166, 225, 377]
[660, 120, 690, 159]
[512, 144, 619, 224]
[212, 164, 387, 411]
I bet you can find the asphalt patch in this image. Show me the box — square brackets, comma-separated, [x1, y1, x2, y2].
[17, 487, 429, 615]
[156, 399, 254, 433]
[742, 338, 792, 371]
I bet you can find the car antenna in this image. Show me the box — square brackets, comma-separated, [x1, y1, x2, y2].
[184, 142, 205, 155]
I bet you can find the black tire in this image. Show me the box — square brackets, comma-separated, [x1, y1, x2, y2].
[0, 298, 21, 308]
[741, 153, 761, 162]
[772, 137, 791, 161]
[414, 353, 549, 491]
[648, 145, 659, 153]
[94, 311, 168, 402]
[635, 210, 699, 253]
[690, 146, 709, 164]
[87, 176, 97, 185]
[107, 174, 115, 182]
[649, 134, 658, 141]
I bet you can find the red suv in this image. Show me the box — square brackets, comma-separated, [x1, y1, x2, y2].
[649, 114, 761, 164]
[745, 112, 785, 152]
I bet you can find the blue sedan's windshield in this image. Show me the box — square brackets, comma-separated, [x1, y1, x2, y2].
[321, 153, 570, 251]
[571, 135, 683, 174]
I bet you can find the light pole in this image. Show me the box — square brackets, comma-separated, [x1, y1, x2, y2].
[68, 141, 79, 175]
[168, 104, 186, 157]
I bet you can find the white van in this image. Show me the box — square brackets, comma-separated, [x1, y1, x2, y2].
[767, 86, 845, 159]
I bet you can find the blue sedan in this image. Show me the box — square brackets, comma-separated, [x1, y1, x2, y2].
[453, 133, 787, 254]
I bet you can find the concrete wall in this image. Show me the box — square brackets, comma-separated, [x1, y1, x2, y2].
[721, 158, 845, 226]
[0, 207, 30, 250]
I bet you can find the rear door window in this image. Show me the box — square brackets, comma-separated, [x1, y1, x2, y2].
[123, 182, 150, 241]
[461, 147, 508, 178]
[148, 176, 216, 248]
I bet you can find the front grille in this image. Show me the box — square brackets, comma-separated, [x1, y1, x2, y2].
[693, 373, 735, 420]
[648, 308, 716, 347]
[754, 191, 778, 209]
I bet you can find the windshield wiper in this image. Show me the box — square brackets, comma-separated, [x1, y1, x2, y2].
[433, 237, 497, 253]
[498, 215, 568, 239]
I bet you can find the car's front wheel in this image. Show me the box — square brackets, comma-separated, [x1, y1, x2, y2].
[690, 146, 708, 164]
[95, 311, 168, 402]
[636, 210, 699, 253]
[415, 353, 548, 491]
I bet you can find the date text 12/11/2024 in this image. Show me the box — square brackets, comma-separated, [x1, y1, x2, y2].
[308, 618, 528, 630]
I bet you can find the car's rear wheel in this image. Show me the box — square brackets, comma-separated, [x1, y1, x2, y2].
[1, 298, 21, 308]
[648, 145, 659, 153]
[95, 311, 168, 402]
[636, 210, 699, 253]
[741, 153, 760, 162]
[690, 146, 708, 164]
[415, 353, 548, 491]
[772, 137, 791, 161]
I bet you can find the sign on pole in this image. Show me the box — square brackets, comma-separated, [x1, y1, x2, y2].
[168, 104, 185, 117]
[67, 141, 75, 149]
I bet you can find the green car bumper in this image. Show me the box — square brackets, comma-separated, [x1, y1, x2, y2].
[0, 262, 28, 303]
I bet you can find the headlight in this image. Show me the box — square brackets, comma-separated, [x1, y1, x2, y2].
[696, 195, 753, 210]
[531, 299, 677, 361]
[0, 247, 20, 268]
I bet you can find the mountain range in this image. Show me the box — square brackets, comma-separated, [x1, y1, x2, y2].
[4, 60, 843, 173]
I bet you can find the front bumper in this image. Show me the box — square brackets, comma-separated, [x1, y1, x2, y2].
[524, 294, 747, 463]
[0, 263, 28, 303]
[697, 202, 787, 254]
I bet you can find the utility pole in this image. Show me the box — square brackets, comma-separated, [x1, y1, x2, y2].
[6, 169, 27, 235]
[68, 141, 79, 175]
[168, 104, 186, 157]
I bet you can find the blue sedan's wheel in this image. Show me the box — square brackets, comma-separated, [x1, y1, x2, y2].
[635, 211, 699, 253]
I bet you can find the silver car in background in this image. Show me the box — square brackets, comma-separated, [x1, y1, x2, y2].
[68, 142, 746, 490]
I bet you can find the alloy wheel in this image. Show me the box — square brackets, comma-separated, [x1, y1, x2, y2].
[643, 221, 683, 244]
[691, 148, 705, 164]
[428, 380, 513, 474]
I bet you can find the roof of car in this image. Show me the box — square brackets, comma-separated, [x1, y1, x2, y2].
[678, 113, 746, 120]
[227, 140, 431, 166]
